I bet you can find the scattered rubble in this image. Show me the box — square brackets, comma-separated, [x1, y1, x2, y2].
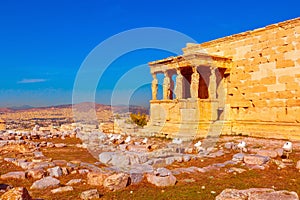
[0, 127, 300, 199]
[0, 187, 32, 200]
[216, 188, 299, 200]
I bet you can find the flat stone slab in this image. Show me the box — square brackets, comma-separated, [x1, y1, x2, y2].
[47, 166, 63, 177]
[232, 153, 244, 161]
[80, 189, 100, 200]
[30, 176, 60, 190]
[103, 173, 130, 191]
[216, 188, 299, 200]
[256, 149, 278, 158]
[66, 179, 82, 185]
[54, 143, 67, 148]
[1, 171, 26, 180]
[51, 186, 74, 194]
[87, 171, 111, 186]
[26, 168, 46, 180]
[243, 154, 269, 165]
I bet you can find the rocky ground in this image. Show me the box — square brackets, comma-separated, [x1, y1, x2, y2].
[0, 128, 300, 199]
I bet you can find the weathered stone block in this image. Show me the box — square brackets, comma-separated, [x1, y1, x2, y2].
[87, 171, 110, 186]
[103, 173, 130, 191]
[1, 187, 32, 200]
[276, 59, 295, 68]
[243, 154, 269, 165]
[30, 176, 60, 190]
[1, 171, 26, 180]
[256, 150, 278, 158]
[146, 173, 176, 187]
[80, 189, 100, 200]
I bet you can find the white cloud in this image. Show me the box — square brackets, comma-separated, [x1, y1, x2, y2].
[17, 79, 47, 84]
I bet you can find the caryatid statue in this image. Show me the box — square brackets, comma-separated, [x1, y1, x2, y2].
[163, 71, 171, 100]
[151, 73, 158, 100]
[174, 68, 183, 99]
[209, 66, 217, 99]
[190, 66, 200, 98]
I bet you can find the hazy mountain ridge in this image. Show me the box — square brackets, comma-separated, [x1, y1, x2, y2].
[0, 102, 148, 115]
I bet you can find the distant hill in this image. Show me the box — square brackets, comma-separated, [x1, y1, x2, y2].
[10, 105, 35, 110]
[0, 107, 13, 113]
[1, 102, 148, 114]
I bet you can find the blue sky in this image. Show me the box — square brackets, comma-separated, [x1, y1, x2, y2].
[0, 0, 299, 107]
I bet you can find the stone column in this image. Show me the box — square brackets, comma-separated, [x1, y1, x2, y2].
[151, 73, 158, 100]
[174, 69, 183, 99]
[208, 67, 217, 99]
[190, 67, 200, 98]
[163, 71, 171, 100]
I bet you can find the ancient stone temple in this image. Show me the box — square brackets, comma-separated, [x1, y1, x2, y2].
[146, 17, 300, 140]
[0, 119, 6, 131]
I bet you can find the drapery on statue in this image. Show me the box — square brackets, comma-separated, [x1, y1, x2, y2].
[151, 73, 158, 100]
[191, 67, 199, 98]
[175, 68, 183, 99]
[163, 71, 171, 100]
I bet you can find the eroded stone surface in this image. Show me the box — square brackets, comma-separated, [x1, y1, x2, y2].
[80, 189, 100, 200]
[47, 166, 63, 177]
[256, 150, 278, 158]
[87, 171, 111, 186]
[146, 173, 176, 187]
[66, 179, 82, 185]
[0, 187, 32, 200]
[1, 171, 26, 180]
[243, 155, 269, 165]
[103, 173, 130, 191]
[51, 186, 73, 194]
[30, 176, 60, 190]
[216, 188, 299, 200]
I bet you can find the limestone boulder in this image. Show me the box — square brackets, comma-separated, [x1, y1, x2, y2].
[250, 190, 299, 199]
[103, 173, 130, 191]
[51, 186, 73, 194]
[66, 179, 82, 185]
[216, 188, 299, 200]
[87, 171, 111, 186]
[129, 172, 144, 184]
[243, 154, 269, 165]
[146, 169, 176, 187]
[32, 161, 55, 169]
[1, 187, 32, 200]
[47, 166, 63, 177]
[130, 163, 153, 174]
[1, 171, 26, 180]
[26, 168, 45, 179]
[232, 153, 244, 161]
[80, 189, 100, 200]
[155, 168, 171, 177]
[110, 153, 130, 167]
[98, 152, 114, 164]
[30, 176, 60, 190]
